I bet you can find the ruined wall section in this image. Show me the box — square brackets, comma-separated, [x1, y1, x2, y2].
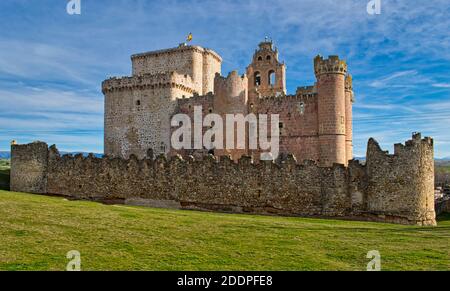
[365, 133, 436, 225]
[10, 142, 48, 194]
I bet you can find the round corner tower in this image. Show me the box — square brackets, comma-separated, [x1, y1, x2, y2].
[314, 55, 349, 167]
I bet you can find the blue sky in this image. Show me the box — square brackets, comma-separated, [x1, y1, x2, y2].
[0, 0, 449, 157]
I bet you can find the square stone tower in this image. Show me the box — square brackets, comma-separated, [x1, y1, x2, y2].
[102, 44, 222, 159]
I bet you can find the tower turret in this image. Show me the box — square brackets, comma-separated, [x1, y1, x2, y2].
[314, 55, 348, 166]
[213, 71, 249, 161]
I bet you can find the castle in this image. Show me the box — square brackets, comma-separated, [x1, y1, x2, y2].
[102, 41, 353, 166]
[9, 40, 437, 226]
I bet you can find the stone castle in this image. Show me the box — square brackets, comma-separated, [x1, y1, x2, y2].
[102, 41, 353, 166]
[9, 40, 437, 226]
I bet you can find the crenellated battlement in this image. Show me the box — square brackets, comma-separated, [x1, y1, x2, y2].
[214, 70, 247, 86]
[365, 133, 435, 225]
[314, 55, 348, 76]
[295, 85, 315, 95]
[257, 92, 317, 104]
[177, 91, 214, 103]
[214, 71, 248, 105]
[102, 72, 196, 94]
[38, 134, 434, 170]
[367, 133, 434, 159]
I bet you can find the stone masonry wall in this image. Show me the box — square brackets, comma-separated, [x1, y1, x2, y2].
[365, 133, 436, 225]
[254, 93, 320, 162]
[10, 142, 48, 194]
[9, 134, 436, 226]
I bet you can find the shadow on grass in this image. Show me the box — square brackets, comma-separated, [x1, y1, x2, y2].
[437, 212, 450, 222]
[0, 169, 10, 191]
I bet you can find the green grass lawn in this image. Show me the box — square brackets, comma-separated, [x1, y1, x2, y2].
[436, 165, 450, 173]
[0, 190, 448, 271]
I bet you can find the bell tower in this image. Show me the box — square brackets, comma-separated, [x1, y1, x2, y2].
[246, 40, 286, 105]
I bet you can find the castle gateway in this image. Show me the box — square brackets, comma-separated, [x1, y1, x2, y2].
[102, 41, 353, 167]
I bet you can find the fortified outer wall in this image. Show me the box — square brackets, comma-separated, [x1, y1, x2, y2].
[10, 134, 436, 226]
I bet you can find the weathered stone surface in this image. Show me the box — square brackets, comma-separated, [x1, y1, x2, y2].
[365, 133, 436, 225]
[10, 134, 436, 226]
[10, 141, 48, 194]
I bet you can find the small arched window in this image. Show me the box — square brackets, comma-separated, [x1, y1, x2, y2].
[268, 70, 276, 86]
[160, 142, 166, 152]
[254, 71, 261, 86]
[266, 55, 271, 61]
[258, 56, 263, 61]
[136, 100, 141, 106]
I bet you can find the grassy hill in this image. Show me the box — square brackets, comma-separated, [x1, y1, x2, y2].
[0, 190, 448, 271]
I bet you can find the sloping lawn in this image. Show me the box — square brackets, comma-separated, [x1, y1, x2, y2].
[0, 190, 448, 271]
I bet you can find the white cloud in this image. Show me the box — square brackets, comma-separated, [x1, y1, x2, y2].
[432, 83, 450, 88]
